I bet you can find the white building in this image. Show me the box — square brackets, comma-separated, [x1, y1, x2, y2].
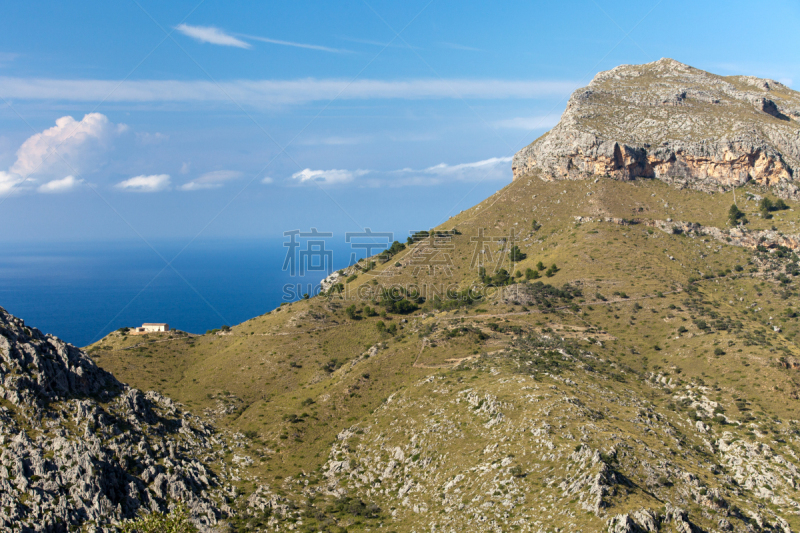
[131, 323, 169, 333]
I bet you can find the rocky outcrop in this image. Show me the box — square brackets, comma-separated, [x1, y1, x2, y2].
[0, 307, 232, 531]
[513, 59, 800, 198]
[573, 214, 800, 252]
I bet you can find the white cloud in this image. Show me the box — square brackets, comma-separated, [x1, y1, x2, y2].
[493, 114, 561, 130]
[0, 171, 27, 195]
[179, 170, 242, 191]
[0, 77, 579, 106]
[289, 157, 512, 187]
[180, 162, 191, 174]
[37, 175, 83, 194]
[238, 34, 348, 53]
[175, 24, 251, 49]
[291, 168, 368, 185]
[136, 131, 168, 145]
[115, 174, 171, 193]
[261, 177, 274, 184]
[389, 157, 512, 186]
[11, 113, 126, 178]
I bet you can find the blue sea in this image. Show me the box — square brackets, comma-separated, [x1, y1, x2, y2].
[0, 238, 356, 347]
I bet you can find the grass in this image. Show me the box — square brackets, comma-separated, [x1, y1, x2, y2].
[83, 175, 800, 531]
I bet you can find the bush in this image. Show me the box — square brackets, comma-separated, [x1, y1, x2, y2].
[525, 268, 539, 280]
[509, 245, 526, 262]
[480, 267, 511, 287]
[728, 204, 747, 225]
[714, 347, 725, 356]
[385, 241, 406, 256]
[120, 503, 196, 533]
[376, 321, 386, 333]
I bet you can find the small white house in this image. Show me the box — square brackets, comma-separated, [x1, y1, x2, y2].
[131, 323, 169, 333]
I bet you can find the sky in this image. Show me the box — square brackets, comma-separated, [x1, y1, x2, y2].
[0, 0, 798, 244]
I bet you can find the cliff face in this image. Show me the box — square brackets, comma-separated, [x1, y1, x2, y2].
[513, 59, 800, 198]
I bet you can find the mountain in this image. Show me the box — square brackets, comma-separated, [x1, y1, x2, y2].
[9, 59, 800, 532]
[512, 58, 800, 199]
[0, 307, 243, 532]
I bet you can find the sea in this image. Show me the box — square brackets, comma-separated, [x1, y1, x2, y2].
[0, 238, 360, 347]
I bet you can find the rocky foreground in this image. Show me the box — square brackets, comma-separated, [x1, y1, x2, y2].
[0, 307, 236, 531]
[513, 58, 800, 199]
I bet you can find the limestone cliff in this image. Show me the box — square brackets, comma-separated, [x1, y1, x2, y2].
[512, 59, 800, 198]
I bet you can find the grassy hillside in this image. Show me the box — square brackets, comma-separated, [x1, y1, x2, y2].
[86, 174, 800, 531]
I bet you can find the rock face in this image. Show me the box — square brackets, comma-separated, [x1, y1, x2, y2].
[0, 307, 231, 531]
[512, 59, 800, 198]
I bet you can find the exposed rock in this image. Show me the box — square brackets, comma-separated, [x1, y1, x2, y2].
[513, 58, 800, 198]
[0, 307, 233, 531]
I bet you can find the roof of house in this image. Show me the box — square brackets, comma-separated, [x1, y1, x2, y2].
[142, 323, 168, 326]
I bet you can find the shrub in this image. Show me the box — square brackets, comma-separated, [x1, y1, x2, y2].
[509, 245, 526, 262]
[376, 321, 386, 333]
[714, 347, 725, 356]
[525, 268, 539, 280]
[531, 220, 541, 232]
[728, 204, 747, 225]
[120, 503, 196, 533]
[385, 241, 406, 256]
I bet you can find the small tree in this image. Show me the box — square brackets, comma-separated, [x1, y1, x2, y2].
[509, 245, 526, 262]
[376, 321, 386, 333]
[728, 204, 746, 226]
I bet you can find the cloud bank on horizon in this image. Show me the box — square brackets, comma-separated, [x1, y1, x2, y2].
[0, 112, 515, 196]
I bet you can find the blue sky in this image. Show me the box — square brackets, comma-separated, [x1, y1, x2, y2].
[0, 0, 798, 243]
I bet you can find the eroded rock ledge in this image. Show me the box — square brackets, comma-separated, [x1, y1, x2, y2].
[573, 215, 800, 252]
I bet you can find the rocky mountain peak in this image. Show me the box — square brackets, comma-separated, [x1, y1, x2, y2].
[513, 58, 800, 198]
[0, 306, 120, 406]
